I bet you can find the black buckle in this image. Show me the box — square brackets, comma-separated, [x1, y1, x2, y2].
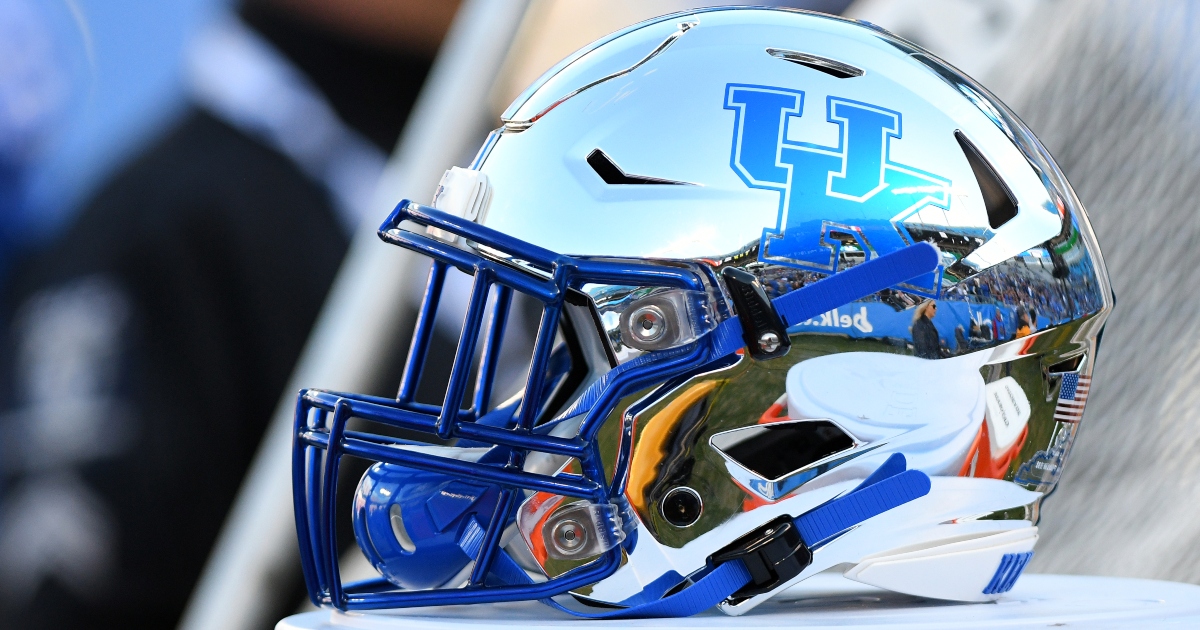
[720, 268, 790, 361]
[708, 516, 812, 602]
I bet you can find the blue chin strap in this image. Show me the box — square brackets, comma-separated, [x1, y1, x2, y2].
[292, 201, 939, 614]
[464, 453, 929, 619]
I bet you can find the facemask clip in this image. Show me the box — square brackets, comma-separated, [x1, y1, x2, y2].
[518, 495, 626, 563]
[721, 268, 790, 360]
[708, 516, 811, 602]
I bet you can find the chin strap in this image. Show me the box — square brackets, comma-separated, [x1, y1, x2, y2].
[770, 242, 941, 330]
[712, 241, 942, 359]
[460, 453, 930, 619]
[552, 242, 941, 424]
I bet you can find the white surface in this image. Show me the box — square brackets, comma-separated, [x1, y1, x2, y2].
[276, 574, 1200, 629]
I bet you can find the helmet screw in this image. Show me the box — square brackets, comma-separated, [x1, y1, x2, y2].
[758, 331, 781, 353]
[550, 519, 588, 555]
[628, 305, 668, 343]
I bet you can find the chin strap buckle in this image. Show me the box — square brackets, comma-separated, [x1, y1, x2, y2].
[720, 267, 791, 360]
[708, 515, 812, 602]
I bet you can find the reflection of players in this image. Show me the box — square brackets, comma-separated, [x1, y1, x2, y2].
[969, 320, 991, 344]
[911, 300, 942, 359]
[1015, 306, 1034, 338]
[955, 321, 987, 354]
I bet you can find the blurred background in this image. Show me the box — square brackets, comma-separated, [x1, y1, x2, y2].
[0, 1, 1195, 628]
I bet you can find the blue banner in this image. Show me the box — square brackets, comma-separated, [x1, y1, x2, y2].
[789, 300, 1017, 351]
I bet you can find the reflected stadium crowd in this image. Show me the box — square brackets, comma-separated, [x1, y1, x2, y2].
[747, 240, 1106, 357]
[948, 253, 1106, 330]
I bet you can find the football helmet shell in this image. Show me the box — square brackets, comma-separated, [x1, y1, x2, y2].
[294, 7, 1111, 617]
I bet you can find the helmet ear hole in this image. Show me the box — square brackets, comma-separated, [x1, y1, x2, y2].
[661, 487, 703, 527]
[389, 503, 416, 553]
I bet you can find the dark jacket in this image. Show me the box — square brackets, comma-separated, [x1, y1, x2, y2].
[0, 111, 348, 628]
[912, 314, 942, 359]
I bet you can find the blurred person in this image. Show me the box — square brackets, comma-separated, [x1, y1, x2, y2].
[0, 0, 459, 627]
[0, 0, 71, 296]
[968, 319, 990, 345]
[1015, 306, 1033, 338]
[911, 299, 942, 359]
[0, 0, 74, 519]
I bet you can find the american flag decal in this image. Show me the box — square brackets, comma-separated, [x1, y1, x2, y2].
[1054, 372, 1091, 423]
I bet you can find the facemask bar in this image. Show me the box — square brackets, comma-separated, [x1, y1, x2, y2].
[292, 201, 733, 611]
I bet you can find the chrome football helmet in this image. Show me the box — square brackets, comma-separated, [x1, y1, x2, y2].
[294, 7, 1112, 617]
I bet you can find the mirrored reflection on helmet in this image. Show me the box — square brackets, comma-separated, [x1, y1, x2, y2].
[292, 6, 1113, 618]
[583, 283, 723, 361]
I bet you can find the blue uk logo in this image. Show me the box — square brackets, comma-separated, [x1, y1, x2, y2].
[725, 84, 950, 293]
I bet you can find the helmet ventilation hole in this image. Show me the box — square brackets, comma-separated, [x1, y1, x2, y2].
[955, 130, 1018, 229]
[389, 503, 417, 553]
[587, 149, 690, 186]
[712, 420, 856, 482]
[1047, 353, 1086, 374]
[767, 48, 864, 78]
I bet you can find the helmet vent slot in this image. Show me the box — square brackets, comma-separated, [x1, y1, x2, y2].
[955, 130, 1018, 229]
[388, 503, 417, 553]
[1047, 353, 1085, 374]
[767, 48, 863, 79]
[587, 149, 690, 185]
[711, 420, 855, 481]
